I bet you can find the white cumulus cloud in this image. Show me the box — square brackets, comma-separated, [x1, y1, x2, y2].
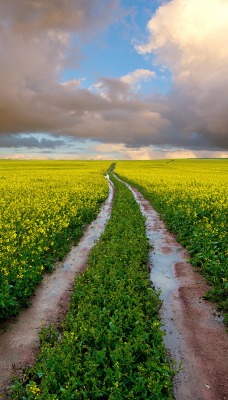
[136, 0, 228, 150]
[121, 69, 156, 91]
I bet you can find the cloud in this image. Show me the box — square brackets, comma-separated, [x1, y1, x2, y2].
[60, 80, 82, 90]
[3, 153, 48, 160]
[90, 69, 156, 99]
[0, 0, 227, 157]
[121, 69, 156, 91]
[95, 143, 156, 160]
[136, 0, 228, 150]
[0, 0, 121, 35]
[89, 78, 130, 100]
[0, 134, 66, 148]
[94, 143, 228, 160]
[0, 0, 122, 134]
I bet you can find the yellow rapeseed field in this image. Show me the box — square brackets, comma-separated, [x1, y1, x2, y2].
[0, 160, 110, 319]
[115, 159, 228, 322]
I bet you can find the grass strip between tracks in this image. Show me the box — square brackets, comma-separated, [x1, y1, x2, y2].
[115, 162, 228, 325]
[11, 173, 174, 400]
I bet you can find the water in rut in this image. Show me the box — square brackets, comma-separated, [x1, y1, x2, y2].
[1, 173, 227, 400]
[115, 174, 228, 400]
[0, 175, 114, 397]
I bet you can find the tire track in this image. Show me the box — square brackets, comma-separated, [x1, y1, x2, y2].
[0, 175, 114, 398]
[115, 173, 228, 400]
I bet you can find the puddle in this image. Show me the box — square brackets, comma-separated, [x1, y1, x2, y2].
[0, 175, 114, 397]
[115, 174, 228, 400]
[1, 173, 227, 400]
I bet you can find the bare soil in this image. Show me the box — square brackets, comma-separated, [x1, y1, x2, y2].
[125, 182, 228, 400]
[0, 176, 114, 399]
[1, 175, 227, 400]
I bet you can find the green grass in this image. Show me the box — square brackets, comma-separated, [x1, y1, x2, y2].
[0, 160, 109, 319]
[11, 173, 174, 400]
[115, 159, 228, 324]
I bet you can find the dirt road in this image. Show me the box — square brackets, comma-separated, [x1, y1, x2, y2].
[1, 174, 227, 400]
[119, 177, 228, 400]
[0, 176, 114, 398]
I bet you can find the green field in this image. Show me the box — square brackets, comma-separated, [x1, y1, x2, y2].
[1, 159, 227, 320]
[11, 172, 173, 399]
[1, 159, 227, 398]
[115, 159, 228, 322]
[0, 160, 110, 319]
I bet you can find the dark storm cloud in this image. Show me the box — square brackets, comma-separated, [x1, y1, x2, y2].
[0, 0, 227, 154]
[0, 134, 65, 148]
[0, 0, 121, 34]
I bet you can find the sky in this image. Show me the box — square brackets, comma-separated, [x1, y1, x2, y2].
[0, 0, 227, 160]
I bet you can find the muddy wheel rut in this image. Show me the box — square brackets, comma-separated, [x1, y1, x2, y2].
[0, 175, 114, 398]
[1, 173, 227, 400]
[115, 174, 228, 400]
